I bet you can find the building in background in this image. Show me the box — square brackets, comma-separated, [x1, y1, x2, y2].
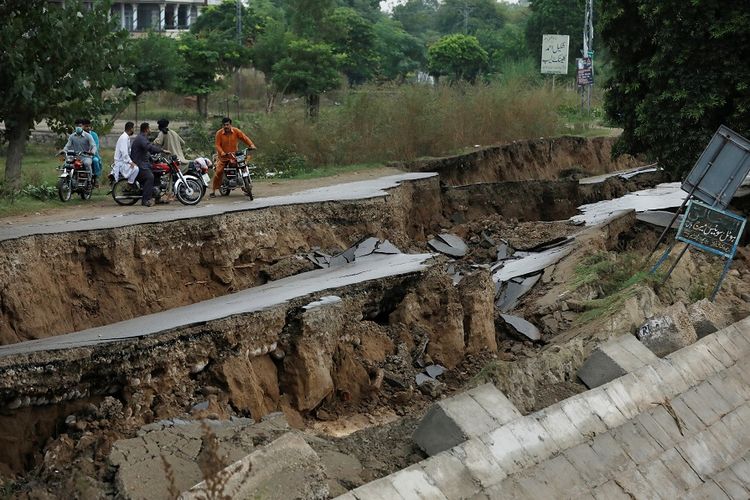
[110, 0, 221, 33]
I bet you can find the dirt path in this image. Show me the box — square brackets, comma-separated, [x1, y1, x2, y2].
[0, 166, 403, 227]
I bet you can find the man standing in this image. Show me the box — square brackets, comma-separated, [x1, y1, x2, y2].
[130, 122, 169, 207]
[81, 119, 102, 187]
[154, 118, 188, 163]
[63, 119, 96, 174]
[211, 117, 256, 198]
[112, 122, 138, 186]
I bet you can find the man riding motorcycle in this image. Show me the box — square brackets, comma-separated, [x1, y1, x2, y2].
[130, 122, 170, 207]
[210, 117, 256, 198]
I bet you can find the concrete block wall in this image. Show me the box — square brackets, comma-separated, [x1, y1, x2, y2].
[344, 316, 750, 499]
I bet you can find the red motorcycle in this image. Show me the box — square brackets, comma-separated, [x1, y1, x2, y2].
[57, 151, 94, 202]
[111, 154, 203, 206]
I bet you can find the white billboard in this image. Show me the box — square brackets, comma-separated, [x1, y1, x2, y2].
[541, 34, 569, 75]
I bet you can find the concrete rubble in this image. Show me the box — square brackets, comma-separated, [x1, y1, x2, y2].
[180, 432, 328, 500]
[637, 302, 698, 357]
[109, 414, 289, 499]
[428, 232, 469, 257]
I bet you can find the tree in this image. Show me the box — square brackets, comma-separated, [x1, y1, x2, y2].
[251, 19, 294, 111]
[190, 0, 268, 44]
[373, 19, 424, 81]
[176, 32, 244, 118]
[427, 34, 488, 83]
[123, 33, 182, 121]
[476, 24, 528, 74]
[271, 40, 342, 118]
[602, 0, 750, 176]
[321, 7, 378, 85]
[286, 0, 335, 38]
[391, 0, 439, 39]
[0, 0, 127, 190]
[435, 0, 507, 36]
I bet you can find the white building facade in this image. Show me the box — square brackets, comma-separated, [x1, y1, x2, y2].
[109, 0, 221, 33]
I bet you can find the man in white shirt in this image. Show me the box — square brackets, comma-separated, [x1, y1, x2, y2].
[112, 121, 138, 185]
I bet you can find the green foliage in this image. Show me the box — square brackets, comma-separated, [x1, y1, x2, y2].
[286, 0, 335, 38]
[476, 24, 528, 74]
[602, 0, 750, 176]
[321, 7, 378, 85]
[254, 145, 309, 178]
[21, 183, 57, 201]
[427, 34, 488, 83]
[0, 0, 128, 188]
[391, 0, 438, 39]
[271, 40, 342, 115]
[190, 0, 269, 43]
[434, 0, 507, 36]
[373, 19, 424, 81]
[251, 19, 293, 79]
[124, 32, 183, 97]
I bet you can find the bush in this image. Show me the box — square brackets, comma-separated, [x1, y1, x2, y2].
[254, 145, 308, 178]
[22, 183, 57, 201]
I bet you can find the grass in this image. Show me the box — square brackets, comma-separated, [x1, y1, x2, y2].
[570, 252, 662, 323]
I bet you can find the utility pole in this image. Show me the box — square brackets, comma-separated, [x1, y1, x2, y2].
[236, 0, 242, 119]
[582, 0, 594, 112]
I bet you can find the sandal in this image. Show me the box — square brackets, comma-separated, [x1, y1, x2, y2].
[209, 192, 216, 198]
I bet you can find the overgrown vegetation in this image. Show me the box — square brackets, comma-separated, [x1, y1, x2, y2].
[570, 252, 661, 322]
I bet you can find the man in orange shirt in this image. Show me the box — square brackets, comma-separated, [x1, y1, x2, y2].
[210, 117, 256, 197]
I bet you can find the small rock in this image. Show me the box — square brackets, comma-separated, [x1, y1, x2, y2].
[741, 293, 750, 302]
[271, 348, 286, 360]
[317, 409, 335, 421]
[728, 269, 740, 277]
[510, 343, 523, 355]
[65, 415, 77, 427]
[560, 301, 569, 312]
[566, 299, 587, 312]
[417, 379, 444, 398]
[199, 386, 221, 396]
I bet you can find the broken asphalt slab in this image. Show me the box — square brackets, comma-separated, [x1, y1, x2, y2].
[428, 232, 469, 257]
[570, 182, 687, 226]
[0, 252, 433, 357]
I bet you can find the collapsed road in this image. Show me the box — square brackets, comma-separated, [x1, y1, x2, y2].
[3, 135, 749, 498]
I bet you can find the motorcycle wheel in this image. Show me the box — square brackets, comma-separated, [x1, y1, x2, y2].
[111, 179, 140, 206]
[79, 183, 93, 200]
[219, 185, 231, 196]
[176, 177, 203, 206]
[242, 176, 254, 201]
[57, 177, 72, 202]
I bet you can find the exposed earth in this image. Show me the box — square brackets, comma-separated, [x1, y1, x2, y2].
[1, 135, 748, 499]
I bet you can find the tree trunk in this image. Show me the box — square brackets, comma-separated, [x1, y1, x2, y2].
[197, 94, 208, 118]
[4, 116, 31, 193]
[265, 87, 277, 114]
[306, 94, 320, 120]
[134, 96, 139, 124]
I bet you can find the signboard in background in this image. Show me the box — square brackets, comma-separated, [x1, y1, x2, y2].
[681, 125, 750, 209]
[540, 35, 569, 75]
[576, 57, 594, 86]
[676, 200, 746, 259]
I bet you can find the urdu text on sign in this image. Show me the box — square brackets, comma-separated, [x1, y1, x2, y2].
[540, 35, 569, 75]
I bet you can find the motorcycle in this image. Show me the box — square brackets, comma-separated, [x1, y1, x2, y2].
[185, 159, 212, 199]
[111, 154, 203, 206]
[57, 151, 94, 202]
[218, 148, 255, 199]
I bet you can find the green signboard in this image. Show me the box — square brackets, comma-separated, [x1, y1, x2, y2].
[676, 200, 746, 259]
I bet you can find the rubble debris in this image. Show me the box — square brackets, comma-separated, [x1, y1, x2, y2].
[516, 236, 571, 253]
[307, 237, 404, 268]
[180, 433, 329, 500]
[428, 233, 468, 257]
[496, 239, 513, 261]
[495, 273, 542, 312]
[636, 210, 683, 229]
[492, 243, 574, 283]
[500, 314, 541, 341]
[636, 302, 698, 357]
[687, 299, 729, 339]
[577, 334, 658, 389]
[303, 296, 343, 310]
[425, 364, 446, 379]
[110, 414, 289, 499]
[570, 182, 687, 226]
[578, 164, 659, 185]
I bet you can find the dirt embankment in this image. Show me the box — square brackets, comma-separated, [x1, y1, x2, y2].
[391, 136, 642, 186]
[0, 179, 443, 345]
